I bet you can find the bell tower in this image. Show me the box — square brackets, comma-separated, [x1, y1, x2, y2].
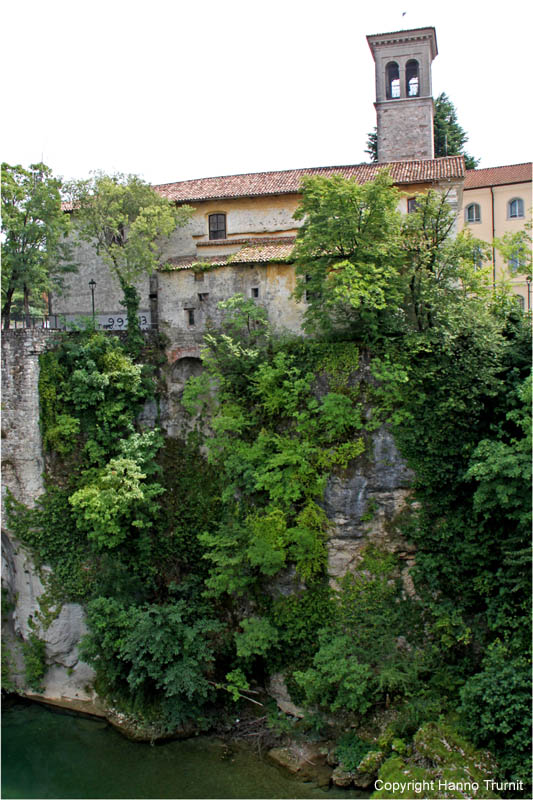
[367, 27, 437, 162]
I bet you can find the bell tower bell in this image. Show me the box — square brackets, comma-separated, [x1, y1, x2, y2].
[367, 27, 438, 162]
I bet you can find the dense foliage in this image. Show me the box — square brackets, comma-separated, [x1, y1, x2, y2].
[8, 174, 531, 790]
[1, 162, 75, 327]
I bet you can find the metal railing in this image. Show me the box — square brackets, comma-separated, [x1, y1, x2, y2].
[3, 315, 67, 330]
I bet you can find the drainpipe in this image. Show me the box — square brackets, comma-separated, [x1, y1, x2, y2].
[490, 186, 496, 287]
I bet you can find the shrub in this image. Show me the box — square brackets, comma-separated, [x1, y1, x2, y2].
[460, 641, 531, 780]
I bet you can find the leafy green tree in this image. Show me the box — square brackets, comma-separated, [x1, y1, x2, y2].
[65, 173, 192, 353]
[400, 191, 491, 331]
[433, 93, 479, 169]
[293, 174, 491, 340]
[292, 171, 404, 340]
[1, 162, 75, 328]
[494, 219, 532, 280]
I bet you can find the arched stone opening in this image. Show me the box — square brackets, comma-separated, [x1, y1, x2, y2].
[386, 61, 400, 99]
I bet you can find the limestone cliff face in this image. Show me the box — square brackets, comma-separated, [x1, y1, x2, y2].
[325, 425, 415, 586]
[1, 330, 416, 715]
[1, 330, 99, 714]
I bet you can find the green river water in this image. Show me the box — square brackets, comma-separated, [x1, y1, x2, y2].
[2, 701, 370, 799]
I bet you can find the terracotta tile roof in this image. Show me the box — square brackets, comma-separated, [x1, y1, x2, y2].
[162, 237, 296, 271]
[196, 236, 295, 248]
[464, 163, 532, 190]
[153, 157, 464, 203]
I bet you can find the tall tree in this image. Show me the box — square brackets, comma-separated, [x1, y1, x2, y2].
[365, 127, 378, 162]
[433, 92, 479, 169]
[293, 173, 491, 341]
[1, 162, 75, 329]
[65, 173, 192, 353]
[364, 94, 480, 168]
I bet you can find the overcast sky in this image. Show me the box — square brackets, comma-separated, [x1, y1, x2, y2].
[1, 0, 531, 185]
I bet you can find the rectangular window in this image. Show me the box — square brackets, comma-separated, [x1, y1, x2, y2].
[251, 287, 259, 298]
[209, 213, 226, 240]
[194, 271, 204, 282]
[198, 293, 209, 302]
[407, 197, 418, 213]
[186, 308, 195, 326]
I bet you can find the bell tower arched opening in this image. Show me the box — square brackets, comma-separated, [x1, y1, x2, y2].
[386, 61, 400, 99]
[406, 60, 420, 96]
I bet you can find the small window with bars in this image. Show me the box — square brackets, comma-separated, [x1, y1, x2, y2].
[209, 213, 226, 240]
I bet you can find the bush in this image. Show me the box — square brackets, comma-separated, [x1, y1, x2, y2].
[460, 641, 531, 780]
[23, 633, 47, 691]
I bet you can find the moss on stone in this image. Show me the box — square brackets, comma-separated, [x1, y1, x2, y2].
[372, 722, 500, 799]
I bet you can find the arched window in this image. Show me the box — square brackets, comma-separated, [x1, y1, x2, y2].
[209, 213, 226, 239]
[508, 198, 524, 219]
[405, 60, 419, 97]
[386, 62, 400, 99]
[465, 203, 481, 223]
[509, 244, 526, 273]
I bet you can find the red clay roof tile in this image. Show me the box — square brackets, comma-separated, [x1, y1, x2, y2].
[163, 237, 296, 270]
[464, 163, 532, 190]
[153, 157, 465, 203]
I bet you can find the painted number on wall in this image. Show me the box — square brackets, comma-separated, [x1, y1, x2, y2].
[97, 314, 151, 330]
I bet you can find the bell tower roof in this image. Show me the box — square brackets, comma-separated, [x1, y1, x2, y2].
[366, 27, 438, 61]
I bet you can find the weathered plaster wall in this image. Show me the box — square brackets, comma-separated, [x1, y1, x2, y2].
[159, 194, 302, 261]
[159, 261, 304, 339]
[1, 330, 99, 713]
[52, 235, 152, 321]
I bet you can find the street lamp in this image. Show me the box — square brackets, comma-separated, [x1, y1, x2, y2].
[89, 279, 96, 324]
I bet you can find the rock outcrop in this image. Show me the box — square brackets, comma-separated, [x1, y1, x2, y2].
[1, 330, 98, 712]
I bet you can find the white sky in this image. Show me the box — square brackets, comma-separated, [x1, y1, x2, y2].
[1, 0, 531, 185]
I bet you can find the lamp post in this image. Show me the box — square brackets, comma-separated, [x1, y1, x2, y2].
[89, 279, 96, 324]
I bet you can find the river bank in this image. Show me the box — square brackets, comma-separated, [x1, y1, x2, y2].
[2, 698, 371, 799]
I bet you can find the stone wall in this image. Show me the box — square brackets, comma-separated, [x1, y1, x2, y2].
[376, 97, 434, 162]
[51, 235, 151, 322]
[159, 261, 304, 341]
